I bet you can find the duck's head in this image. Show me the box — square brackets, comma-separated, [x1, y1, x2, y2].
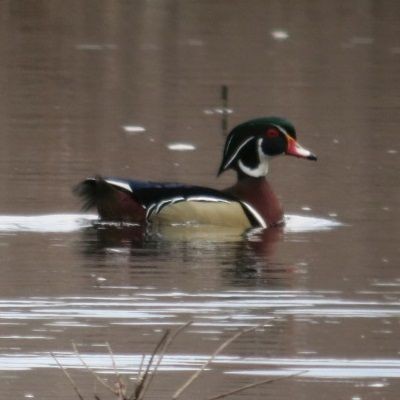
[218, 117, 317, 178]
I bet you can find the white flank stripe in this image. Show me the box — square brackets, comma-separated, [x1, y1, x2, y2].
[155, 199, 172, 214]
[171, 196, 185, 203]
[147, 196, 232, 220]
[146, 203, 157, 220]
[105, 179, 132, 192]
[187, 196, 230, 203]
[240, 201, 267, 228]
[148, 196, 186, 218]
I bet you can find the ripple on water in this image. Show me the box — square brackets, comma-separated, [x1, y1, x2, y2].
[0, 291, 398, 324]
[0, 352, 399, 379]
[0, 213, 342, 233]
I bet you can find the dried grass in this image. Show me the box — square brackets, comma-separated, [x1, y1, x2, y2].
[54, 323, 306, 400]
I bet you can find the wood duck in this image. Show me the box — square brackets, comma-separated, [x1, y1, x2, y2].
[75, 117, 317, 229]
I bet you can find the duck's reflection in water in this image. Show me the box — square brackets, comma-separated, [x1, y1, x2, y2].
[79, 223, 295, 289]
[78, 224, 299, 360]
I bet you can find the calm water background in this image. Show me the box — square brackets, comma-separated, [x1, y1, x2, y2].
[0, 1, 399, 399]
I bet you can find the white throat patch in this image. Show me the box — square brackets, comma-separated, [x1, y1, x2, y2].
[238, 138, 269, 177]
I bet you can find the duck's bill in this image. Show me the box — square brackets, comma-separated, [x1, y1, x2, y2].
[286, 139, 317, 161]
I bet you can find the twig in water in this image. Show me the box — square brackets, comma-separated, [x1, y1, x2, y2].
[221, 84, 229, 136]
[51, 352, 86, 400]
[206, 370, 308, 400]
[172, 325, 259, 399]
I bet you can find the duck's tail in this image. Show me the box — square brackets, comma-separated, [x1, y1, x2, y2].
[73, 176, 111, 211]
[73, 176, 146, 223]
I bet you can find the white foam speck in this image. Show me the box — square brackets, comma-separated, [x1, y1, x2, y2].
[351, 37, 374, 45]
[186, 39, 204, 46]
[167, 143, 196, 151]
[203, 107, 233, 115]
[76, 44, 117, 51]
[123, 125, 146, 134]
[271, 30, 289, 40]
[367, 382, 388, 388]
[75, 44, 103, 50]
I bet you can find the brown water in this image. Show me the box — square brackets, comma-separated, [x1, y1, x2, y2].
[0, 1, 399, 399]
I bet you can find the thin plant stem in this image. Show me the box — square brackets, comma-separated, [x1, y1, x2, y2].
[172, 326, 258, 399]
[137, 354, 146, 381]
[51, 352, 86, 400]
[72, 342, 117, 395]
[137, 321, 193, 400]
[133, 329, 170, 400]
[206, 371, 307, 400]
[106, 342, 127, 399]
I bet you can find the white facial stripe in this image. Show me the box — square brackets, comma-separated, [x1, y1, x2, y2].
[105, 179, 133, 192]
[224, 134, 235, 156]
[271, 123, 289, 136]
[223, 136, 254, 171]
[240, 201, 267, 228]
[237, 138, 269, 177]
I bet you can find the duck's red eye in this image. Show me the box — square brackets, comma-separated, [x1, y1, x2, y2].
[266, 128, 279, 138]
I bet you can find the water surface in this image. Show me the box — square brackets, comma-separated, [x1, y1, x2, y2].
[0, 1, 399, 399]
